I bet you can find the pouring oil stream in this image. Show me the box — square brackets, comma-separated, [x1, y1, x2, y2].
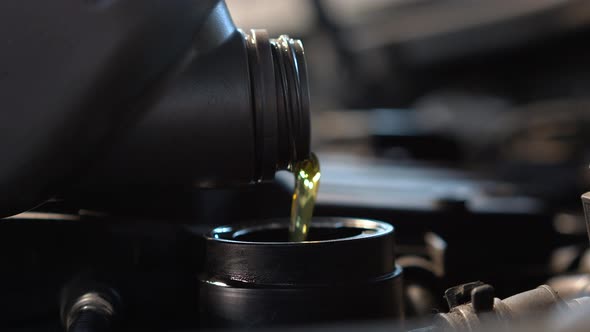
[289, 153, 321, 242]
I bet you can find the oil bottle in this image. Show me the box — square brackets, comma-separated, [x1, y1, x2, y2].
[66, 4, 311, 211]
[0, 1, 311, 216]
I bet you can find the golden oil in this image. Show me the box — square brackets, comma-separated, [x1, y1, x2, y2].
[289, 152, 321, 242]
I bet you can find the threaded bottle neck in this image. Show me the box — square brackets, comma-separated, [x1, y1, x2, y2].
[243, 29, 310, 181]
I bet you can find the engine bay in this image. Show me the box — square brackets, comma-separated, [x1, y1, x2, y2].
[4, 1, 590, 331]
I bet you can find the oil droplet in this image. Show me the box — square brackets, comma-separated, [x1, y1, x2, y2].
[289, 153, 320, 242]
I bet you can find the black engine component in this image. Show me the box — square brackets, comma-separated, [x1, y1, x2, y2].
[433, 282, 590, 331]
[199, 218, 404, 327]
[60, 278, 121, 332]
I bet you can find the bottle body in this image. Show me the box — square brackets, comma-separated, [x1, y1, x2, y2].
[77, 4, 311, 192]
[0, 0, 311, 216]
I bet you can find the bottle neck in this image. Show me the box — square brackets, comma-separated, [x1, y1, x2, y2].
[243, 30, 311, 181]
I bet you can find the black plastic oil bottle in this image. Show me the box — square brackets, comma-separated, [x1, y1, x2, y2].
[0, 0, 310, 216]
